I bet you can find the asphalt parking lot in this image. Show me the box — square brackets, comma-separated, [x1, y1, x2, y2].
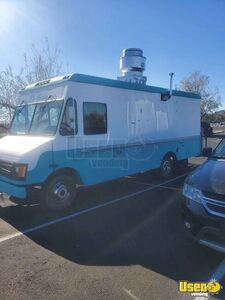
[0, 137, 224, 300]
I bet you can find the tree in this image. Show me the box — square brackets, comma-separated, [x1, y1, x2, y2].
[0, 38, 64, 123]
[0, 66, 25, 120]
[179, 71, 221, 120]
[23, 38, 63, 84]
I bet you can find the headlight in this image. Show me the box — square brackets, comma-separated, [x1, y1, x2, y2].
[183, 184, 203, 203]
[12, 164, 28, 180]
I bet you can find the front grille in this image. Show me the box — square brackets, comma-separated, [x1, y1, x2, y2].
[203, 191, 225, 202]
[0, 160, 13, 177]
[207, 203, 225, 215]
[203, 193, 225, 218]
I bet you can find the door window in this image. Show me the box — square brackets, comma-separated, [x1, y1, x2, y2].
[59, 98, 77, 136]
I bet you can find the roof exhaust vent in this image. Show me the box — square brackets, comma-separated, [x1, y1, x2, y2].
[117, 48, 147, 85]
[161, 73, 174, 101]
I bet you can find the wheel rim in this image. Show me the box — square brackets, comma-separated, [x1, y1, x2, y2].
[162, 160, 172, 176]
[44, 175, 76, 211]
[53, 182, 70, 202]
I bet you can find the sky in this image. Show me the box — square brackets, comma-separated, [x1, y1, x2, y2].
[0, 0, 225, 106]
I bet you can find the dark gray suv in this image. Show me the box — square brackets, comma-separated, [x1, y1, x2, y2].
[182, 138, 225, 253]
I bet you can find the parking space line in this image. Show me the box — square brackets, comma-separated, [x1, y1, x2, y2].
[157, 185, 182, 191]
[0, 173, 187, 244]
[123, 179, 154, 187]
[209, 259, 225, 282]
[123, 179, 182, 191]
[123, 288, 140, 300]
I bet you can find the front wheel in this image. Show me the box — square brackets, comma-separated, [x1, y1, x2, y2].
[160, 155, 175, 179]
[42, 174, 76, 211]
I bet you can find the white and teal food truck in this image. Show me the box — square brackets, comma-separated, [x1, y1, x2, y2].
[0, 49, 201, 210]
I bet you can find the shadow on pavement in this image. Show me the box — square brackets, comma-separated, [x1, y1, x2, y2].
[0, 167, 223, 287]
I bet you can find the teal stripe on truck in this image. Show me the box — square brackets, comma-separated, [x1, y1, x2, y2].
[0, 178, 26, 199]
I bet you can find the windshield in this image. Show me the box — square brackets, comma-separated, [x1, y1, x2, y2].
[10, 100, 64, 136]
[212, 139, 225, 158]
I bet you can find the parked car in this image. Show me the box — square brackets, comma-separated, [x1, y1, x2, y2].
[182, 139, 225, 253]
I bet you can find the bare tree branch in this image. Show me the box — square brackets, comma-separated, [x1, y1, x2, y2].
[0, 38, 64, 124]
[179, 71, 221, 120]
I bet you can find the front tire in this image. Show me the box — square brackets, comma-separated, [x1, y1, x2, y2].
[42, 174, 76, 211]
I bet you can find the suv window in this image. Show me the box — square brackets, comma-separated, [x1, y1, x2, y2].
[83, 102, 107, 135]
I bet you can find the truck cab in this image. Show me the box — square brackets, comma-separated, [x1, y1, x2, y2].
[0, 76, 79, 211]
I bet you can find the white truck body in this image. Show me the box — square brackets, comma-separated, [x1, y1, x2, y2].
[0, 73, 201, 201]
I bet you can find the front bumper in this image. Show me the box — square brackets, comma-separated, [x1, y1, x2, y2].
[0, 178, 27, 199]
[182, 196, 225, 253]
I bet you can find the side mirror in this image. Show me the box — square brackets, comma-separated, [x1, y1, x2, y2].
[59, 127, 68, 136]
[59, 124, 74, 136]
[202, 147, 212, 157]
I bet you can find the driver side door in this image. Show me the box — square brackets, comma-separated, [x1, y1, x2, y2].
[54, 98, 77, 164]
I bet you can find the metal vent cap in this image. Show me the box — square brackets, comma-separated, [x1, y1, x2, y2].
[118, 48, 147, 85]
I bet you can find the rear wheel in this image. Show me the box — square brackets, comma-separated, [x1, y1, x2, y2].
[160, 155, 175, 179]
[42, 174, 76, 211]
